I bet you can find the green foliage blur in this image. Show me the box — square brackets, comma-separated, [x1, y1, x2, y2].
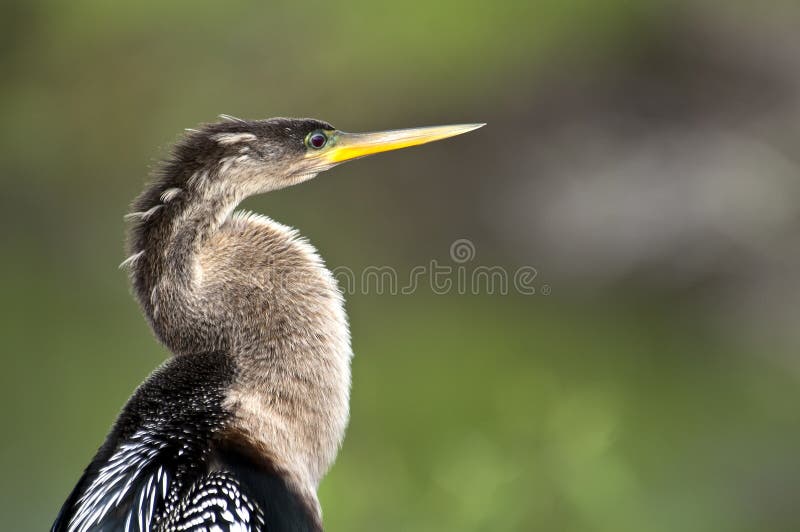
[2, 1, 799, 531]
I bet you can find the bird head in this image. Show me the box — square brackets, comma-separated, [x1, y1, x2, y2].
[165, 116, 484, 198]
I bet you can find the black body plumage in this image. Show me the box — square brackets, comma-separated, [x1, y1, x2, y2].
[52, 352, 319, 531]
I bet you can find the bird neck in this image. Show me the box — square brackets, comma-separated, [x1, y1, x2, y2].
[126, 183, 243, 354]
[124, 177, 353, 504]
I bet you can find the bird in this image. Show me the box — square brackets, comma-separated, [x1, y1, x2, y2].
[52, 115, 483, 532]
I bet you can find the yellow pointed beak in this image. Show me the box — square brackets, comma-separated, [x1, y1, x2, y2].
[307, 123, 485, 167]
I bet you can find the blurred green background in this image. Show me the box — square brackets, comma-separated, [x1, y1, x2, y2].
[2, 1, 800, 530]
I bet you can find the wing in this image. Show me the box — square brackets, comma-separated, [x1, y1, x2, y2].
[52, 351, 317, 531]
[52, 352, 236, 532]
[53, 442, 268, 532]
[158, 471, 266, 531]
[52, 427, 175, 532]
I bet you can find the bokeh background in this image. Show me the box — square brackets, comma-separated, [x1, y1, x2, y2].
[2, 1, 800, 530]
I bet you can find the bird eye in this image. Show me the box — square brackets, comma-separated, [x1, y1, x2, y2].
[306, 131, 328, 150]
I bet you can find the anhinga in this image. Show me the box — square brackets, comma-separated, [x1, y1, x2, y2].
[52, 116, 483, 531]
